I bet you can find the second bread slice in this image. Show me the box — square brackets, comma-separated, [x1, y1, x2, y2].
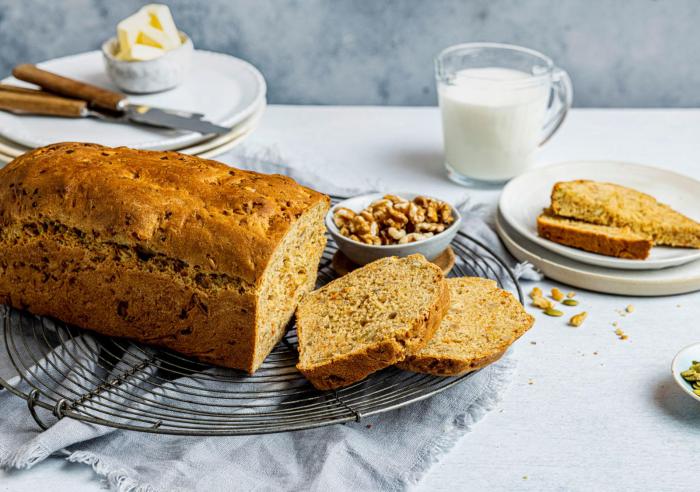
[398, 277, 533, 376]
[296, 254, 449, 390]
[537, 209, 653, 259]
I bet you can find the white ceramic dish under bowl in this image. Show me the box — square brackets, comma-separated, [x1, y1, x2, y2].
[499, 161, 700, 271]
[0, 49, 266, 151]
[102, 31, 194, 93]
[671, 343, 700, 403]
[326, 192, 462, 266]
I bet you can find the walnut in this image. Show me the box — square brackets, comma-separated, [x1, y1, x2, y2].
[333, 207, 356, 228]
[407, 202, 425, 224]
[333, 194, 454, 246]
[415, 222, 445, 233]
[386, 227, 406, 240]
[398, 232, 434, 244]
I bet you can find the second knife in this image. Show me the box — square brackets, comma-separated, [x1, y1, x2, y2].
[12, 64, 230, 135]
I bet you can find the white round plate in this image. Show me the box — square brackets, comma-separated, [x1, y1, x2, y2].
[0, 101, 264, 165]
[671, 343, 700, 403]
[499, 161, 700, 270]
[0, 50, 266, 151]
[0, 98, 266, 159]
[496, 211, 700, 296]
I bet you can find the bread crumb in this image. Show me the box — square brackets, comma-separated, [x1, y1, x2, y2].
[626, 304, 635, 313]
[551, 288, 564, 301]
[366, 424, 372, 429]
[528, 379, 534, 385]
[614, 328, 628, 340]
[567, 291, 576, 298]
[529, 286, 542, 299]
[612, 321, 618, 327]
[530, 341, 537, 345]
[593, 351, 598, 355]
[522, 476, 528, 480]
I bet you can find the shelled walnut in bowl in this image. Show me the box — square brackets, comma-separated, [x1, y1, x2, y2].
[333, 195, 455, 245]
[325, 193, 462, 265]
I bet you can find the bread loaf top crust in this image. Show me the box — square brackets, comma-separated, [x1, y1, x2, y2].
[0, 142, 330, 283]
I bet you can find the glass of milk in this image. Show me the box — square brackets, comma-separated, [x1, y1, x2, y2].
[435, 43, 573, 185]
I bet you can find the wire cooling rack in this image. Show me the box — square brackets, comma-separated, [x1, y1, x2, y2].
[0, 199, 523, 436]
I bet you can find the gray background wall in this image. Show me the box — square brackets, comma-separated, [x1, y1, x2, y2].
[0, 0, 698, 107]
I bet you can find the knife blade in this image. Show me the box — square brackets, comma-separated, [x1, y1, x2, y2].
[12, 64, 230, 135]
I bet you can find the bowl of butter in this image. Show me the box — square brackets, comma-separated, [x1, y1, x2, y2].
[102, 3, 193, 93]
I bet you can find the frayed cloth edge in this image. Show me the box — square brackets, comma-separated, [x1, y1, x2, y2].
[66, 450, 158, 492]
[0, 440, 52, 470]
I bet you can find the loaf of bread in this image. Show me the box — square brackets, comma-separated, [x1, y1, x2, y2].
[550, 180, 700, 248]
[296, 255, 449, 390]
[398, 278, 533, 376]
[537, 209, 652, 259]
[0, 142, 330, 373]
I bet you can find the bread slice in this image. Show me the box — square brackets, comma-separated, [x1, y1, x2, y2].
[551, 180, 700, 248]
[296, 254, 449, 390]
[537, 209, 652, 259]
[397, 278, 533, 376]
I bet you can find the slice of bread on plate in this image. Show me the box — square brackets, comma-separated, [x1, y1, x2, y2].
[537, 209, 652, 259]
[296, 254, 449, 390]
[397, 277, 533, 376]
[550, 180, 700, 248]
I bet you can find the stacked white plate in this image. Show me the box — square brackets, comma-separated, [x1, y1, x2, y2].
[497, 161, 700, 295]
[0, 49, 266, 163]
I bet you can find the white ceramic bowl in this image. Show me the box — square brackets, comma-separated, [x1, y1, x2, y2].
[326, 192, 462, 266]
[101, 32, 193, 93]
[671, 342, 700, 403]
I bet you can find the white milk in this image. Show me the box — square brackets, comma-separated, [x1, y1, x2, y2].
[438, 67, 549, 182]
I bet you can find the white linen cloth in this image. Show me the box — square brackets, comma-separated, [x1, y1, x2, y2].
[0, 143, 538, 491]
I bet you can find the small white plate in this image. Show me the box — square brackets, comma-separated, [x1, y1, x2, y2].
[499, 161, 700, 270]
[0, 49, 266, 151]
[671, 343, 700, 403]
[495, 210, 700, 296]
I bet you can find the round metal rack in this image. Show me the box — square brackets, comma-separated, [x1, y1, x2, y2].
[0, 197, 523, 436]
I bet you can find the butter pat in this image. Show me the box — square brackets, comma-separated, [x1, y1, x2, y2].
[142, 4, 181, 50]
[115, 4, 181, 61]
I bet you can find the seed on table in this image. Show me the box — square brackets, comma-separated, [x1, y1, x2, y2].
[551, 288, 565, 301]
[529, 286, 542, 299]
[567, 291, 576, 298]
[569, 312, 588, 327]
[544, 307, 564, 317]
[626, 304, 635, 313]
[532, 296, 553, 310]
[562, 299, 579, 306]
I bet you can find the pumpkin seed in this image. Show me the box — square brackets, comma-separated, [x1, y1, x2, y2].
[569, 312, 588, 327]
[551, 288, 564, 301]
[562, 299, 579, 306]
[543, 307, 564, 317]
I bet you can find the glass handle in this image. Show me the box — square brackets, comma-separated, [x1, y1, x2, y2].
[540, 67, 573, 146]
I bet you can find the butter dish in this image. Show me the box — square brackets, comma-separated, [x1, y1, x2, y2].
[102, 32, 193, 93]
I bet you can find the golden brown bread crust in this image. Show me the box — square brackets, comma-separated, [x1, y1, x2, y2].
[397, 350, 506, 377]
[297, 272, 450, 391]
[0, 142, 327, 283]
[537, 212, 652, 260]
[0, 142, 330, 373]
